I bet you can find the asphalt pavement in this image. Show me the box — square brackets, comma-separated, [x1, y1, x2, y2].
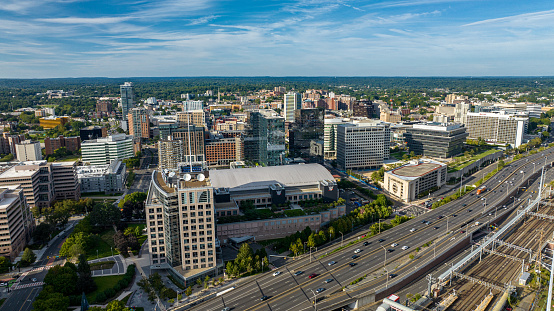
[187, 148, 554, 311]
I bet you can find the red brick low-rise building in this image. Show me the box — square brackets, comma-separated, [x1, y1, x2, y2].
[44, 135, 81, 155]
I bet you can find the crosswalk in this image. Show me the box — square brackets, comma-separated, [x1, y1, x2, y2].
[11, 282, 44, 290]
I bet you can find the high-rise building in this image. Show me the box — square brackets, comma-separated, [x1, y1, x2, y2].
[244, 110, 285, 166]
[77, 160, 127, 194]
[205, 137, 243, 167]
[465, 111, 528, 147]
[44, 135, 81, 156]
[15, 141, 42, 161]
[404, 123, 468, 158]
[80, 126, 108, 141]
[177, 111, 205, 128]
[352, 99, 375, 118]
[146, 165, 219, 285]
[0, 161, 80, 209]
[446, 94, 468, 105]
[324, 118, 349, 160]
[454, 102, 471, 124]
[81, 134, 134, 165]
[120, 82, 135, 121]
[128, 108, 151, 139]
[284, 92, 302, 122]
[182, 101, 204, 112]
[380, 111, 402, 123]
[0, 186, 35, 261]
[170, 126, 205, 161]
[158, 139, 185, 170]
[0, 133, 25, 155]
[337, 121, 390, 170]
[289, 108, 325, 162]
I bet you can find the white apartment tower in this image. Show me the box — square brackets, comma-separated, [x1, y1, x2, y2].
[465, 111, 528, 147]
[284, 92, 302, 122]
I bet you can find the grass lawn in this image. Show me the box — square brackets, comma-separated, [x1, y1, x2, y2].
[87, 275, 125, 303]
[87, 228, 120, 260]
[81, 192, 123, 197]
[57, 155, 81, 162]
[390, 151, 407, 159]
[448, 149, 498, 172]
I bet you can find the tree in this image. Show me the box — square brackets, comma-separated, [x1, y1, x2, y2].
[77, 254, 96, 293]
[0, 257, 11, 273]
[32, 291, 70, 311]
[33, 222, 53, 245]
[307, 233, 316, 249]
[43, 265, 78, 296]
[196, 278, 202, 288]
[113, 231, 128, 254]
[203, 275, 210, 289]
[104, 300, 130, 311]
[89, 203, 121, 228]
[21, 248, 36, 266]
[185, 286, 192, 297]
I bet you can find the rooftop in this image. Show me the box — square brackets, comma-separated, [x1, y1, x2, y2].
[388, 159, 446, 181]
[209, 163, 334, 191]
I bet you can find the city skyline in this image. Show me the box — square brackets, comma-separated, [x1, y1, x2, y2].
[1, 0, 553, 78]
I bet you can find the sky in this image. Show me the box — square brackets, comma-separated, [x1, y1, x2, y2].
[1, 0, 553, 78]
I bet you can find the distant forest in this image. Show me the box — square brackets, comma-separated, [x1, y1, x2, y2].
[0, 76, 553, 115]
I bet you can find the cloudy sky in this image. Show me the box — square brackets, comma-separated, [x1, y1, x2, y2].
[1, 0, 553, 78]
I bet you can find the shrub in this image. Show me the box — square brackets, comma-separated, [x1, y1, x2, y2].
[104, 288, 115, 298]
[113, 283, 121, 292]
[95, 292, 106, 303]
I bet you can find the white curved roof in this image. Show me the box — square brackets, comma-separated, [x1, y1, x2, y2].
[209, 164, 334, 191]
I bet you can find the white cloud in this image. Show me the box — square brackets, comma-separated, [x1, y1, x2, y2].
[36, 16, 133, 24]
[463, 9, 554, 27]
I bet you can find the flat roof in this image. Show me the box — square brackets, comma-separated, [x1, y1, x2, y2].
[0, 166, 37, 179]
[392, 163, 442, 177]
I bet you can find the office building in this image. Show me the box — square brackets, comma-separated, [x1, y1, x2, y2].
[39, 116, 69, 130]
[158, 139, 185, 171]
[336, 121, 390, 170]
[244, 110, 285, 166]
[465, 111, 528, 147]
[96, 101, 113, 114]
[454, 102, 471, 124]
[77, 160, 127, 194]
[0, 186, 35, 261]
[205, 137, 244, 167]
[120, 82, 135, 121]
[81, 134, 134, 165]
[0, 161, 80, 209]
[177, 111, 205, 128]
[352, 99, 375, 118]
[169, 126, 205, 161]
[128, 108, 151, 139]
[284, 92, 302, 122]
[384, 159, 447, 202]
[80, 126, 108, 141]
[446, 94, 469, 105]
[15, 141, 42, 161]
[289, 108, 325, 163]
[380, 111, 402, 123]
[0, 134, 25, 155]
[44, 135, 81, 156]
[182, 101, 204, 112]
[324, 118, 349, 160]
[146, 164, 219, 286]
[404, 123, 468, 158]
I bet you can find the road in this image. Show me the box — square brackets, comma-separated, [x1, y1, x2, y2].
[187, 148, 554, 311]
[0, 219, 80, 311]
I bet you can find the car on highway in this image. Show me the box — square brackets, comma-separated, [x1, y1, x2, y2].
[308, 273, 318, 279]
[31, 278, 37, 282]
[316, 288, 326, 294]
[391, 243, 398, 247]
[467, 209, 472, 212]
[351, 255, 359, 259]
[433, 226, 439, 230]
[401, 246, 409, 250]
[324, 278, 333, 283]
[294, 271, 304, 276]
[389, 273, 397, 278]
[437, 215, 443, 219]
[261, 295, 269, 301]
[410, 228, 416, 232]
[378, 239, 385, 243]
[354, 249, 361, 253]
[273, 271, 282, 276]
[0, 283, 5, 287]
[328, 261, 336, 266]
[387, 249, 394, 253]
[349, 262, 357, 267]
[460, 230, 465, 234]
[222, 307, 231, 311]
[452, 214, 457, 217]
[363, 241, 370, 246]
[463, 204, 467, 206]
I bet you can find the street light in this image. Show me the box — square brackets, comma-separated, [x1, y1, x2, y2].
[111, 247, 113, 257]
[310, 289, 318, 311]
[521, 170, 525, 184]
[339, 231, 344, 247]
[384, 268, 389, 289]
[380, 245, 387, 269]
[481, 197, 487, 214]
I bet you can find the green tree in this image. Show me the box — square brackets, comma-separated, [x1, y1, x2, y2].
[43, 265, 78, 296]
[307, 233, 316, 249]
[32, 290, 70, 311]
[0, 257, 11, 273]
[89, 203, 121, 228]
[77, 254, 96, 293]
[185, 286, 193, 297]
[21, 247, 36, 266]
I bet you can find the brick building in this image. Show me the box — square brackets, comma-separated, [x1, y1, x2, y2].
[44, 135, 82, 155]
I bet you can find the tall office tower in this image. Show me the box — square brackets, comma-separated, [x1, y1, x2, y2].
[128, 108, 151, 139]
[454, 102, 471, 124]
[170, 125, 206, 162]
[336, 121, 390, 170]
[158, 139, 185, 170]
[289, 108, 325, 163]
[324, 118, 349, 160]
[465, 111, 528, 148]
[284, 92, 302, 122]
[120, 82, 135, 121]
[177, 111, 205, 128]
[15, 141, 42, 161]
[146, 165, 218, 285]
[182, 101, 204, 112]
[244, 110, 285, 166]
[81, 134, 135, 165]
[404, 123, 468, 158]
[352, 99, 375, 118]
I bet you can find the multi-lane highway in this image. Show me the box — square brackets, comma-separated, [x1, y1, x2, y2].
[188, 148, 554, 311]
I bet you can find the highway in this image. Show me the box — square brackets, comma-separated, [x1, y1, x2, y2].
[0, 218, 80, 311]
[188, 148, 554, 311]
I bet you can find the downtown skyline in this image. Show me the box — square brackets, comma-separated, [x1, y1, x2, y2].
[1, 0, 553, 78]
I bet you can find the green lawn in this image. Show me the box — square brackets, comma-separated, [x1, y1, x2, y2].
[87, 275, 125, 303]
[81, 192, 123, 197]
[448, 149, 498, 172]
[87, 229, 120, 260]
[390, 151, 407, 159]
[57, 155, 81, 162]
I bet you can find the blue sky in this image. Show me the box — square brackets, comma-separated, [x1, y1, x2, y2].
[1, 0, 553, 78]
